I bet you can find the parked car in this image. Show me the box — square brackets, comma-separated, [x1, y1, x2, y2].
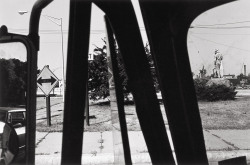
[0, 107, 26, 127]
[0, 108, 26, 163]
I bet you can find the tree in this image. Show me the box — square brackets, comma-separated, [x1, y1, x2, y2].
[247, 73, 250, 84]
[144, 43, 160, 92]
[237, 73, 247, 86]
[199, 66, 206, 78]
[0, 58, 27, 106]
[115, 42, 130, 100]
[88, 40, 158, 100]
[237, 73, 245, 80]
[88, 44, 109, 100]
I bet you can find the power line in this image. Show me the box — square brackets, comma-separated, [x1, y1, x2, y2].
[190, 32, 250, 36]
[190, 26, 250, 29]
[41, 42, 62, 44]
[9, 30, 106, 35]
[8, 27, 146, 34]
[193, 20, 250, 27]
[41, 40, 105, 44]
[190, 34, 250, 52]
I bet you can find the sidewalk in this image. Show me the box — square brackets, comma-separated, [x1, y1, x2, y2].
[35, 129, 250, 165]
[34, 100, 250, 164]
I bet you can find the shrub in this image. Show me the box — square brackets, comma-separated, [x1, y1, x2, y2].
[193, 78, 209, 100]
[194, 78, 237, 101]
[204, 84, 237, 101]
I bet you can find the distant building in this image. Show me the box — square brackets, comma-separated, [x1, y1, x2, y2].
[224, 74, 239, 86]
[227, 79, 240, 86]
[240, 79, 248, 85]
[223, 74, 236, 79]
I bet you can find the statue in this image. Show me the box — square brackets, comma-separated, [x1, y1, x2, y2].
[213, 49, 223, 78]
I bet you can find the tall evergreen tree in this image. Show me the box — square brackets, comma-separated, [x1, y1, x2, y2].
[88, 40, 159, 101]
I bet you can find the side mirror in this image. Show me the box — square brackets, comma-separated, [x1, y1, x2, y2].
[0, 121, 19, 165]
[0, 25, 37, 164]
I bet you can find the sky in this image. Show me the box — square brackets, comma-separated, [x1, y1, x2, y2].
[188, 0, 250, 76]
[0, 42, 27, 62]
[0, 0, 250, 79]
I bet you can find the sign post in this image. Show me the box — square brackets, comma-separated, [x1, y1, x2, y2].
[46, 95, 51, 126]
[37, 65, 59, 126]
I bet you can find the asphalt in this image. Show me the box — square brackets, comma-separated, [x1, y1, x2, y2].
[34, 96, 250, 165]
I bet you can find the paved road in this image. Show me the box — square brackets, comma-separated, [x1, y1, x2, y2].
[236, 89, 250, 96]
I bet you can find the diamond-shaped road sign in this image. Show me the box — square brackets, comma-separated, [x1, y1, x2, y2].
[37, 65, 59, 96]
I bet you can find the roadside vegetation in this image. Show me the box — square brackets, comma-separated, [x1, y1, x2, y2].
[194, 78, 237, 101]
[36, 41, 245, 132]
[0, 59, 27, 106]
[88, 41, 159, 101]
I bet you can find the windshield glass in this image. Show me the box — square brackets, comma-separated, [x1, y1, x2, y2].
[188, 0, 250, 163]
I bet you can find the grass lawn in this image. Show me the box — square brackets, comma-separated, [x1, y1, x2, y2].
[83, 103, 169, 132]
[36, 97, 64, 132]
[199, 96, 250, 130]
[36, 96, 250, 132]
[36, 96, 63, 110]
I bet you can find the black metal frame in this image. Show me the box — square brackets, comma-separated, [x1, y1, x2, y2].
[138, 0, 235, 164]
[61, 0, 239, 164]
[104, 15, 132, 164]
[61, 1, 92, 164]
[2, 0, 244, 164]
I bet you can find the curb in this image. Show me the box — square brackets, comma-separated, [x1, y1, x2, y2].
[207, 150, 250, 161]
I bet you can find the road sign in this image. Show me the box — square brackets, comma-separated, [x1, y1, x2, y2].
[37, 65, 59, 96]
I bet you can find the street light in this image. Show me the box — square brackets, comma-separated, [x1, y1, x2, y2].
[18, 11, 28, 15]
[18, 11, 65, 101]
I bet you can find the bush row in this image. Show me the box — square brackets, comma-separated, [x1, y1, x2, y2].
[193, 78, 237, 101]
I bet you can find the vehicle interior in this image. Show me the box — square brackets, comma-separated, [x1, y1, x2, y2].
[0, 0, 249, 164]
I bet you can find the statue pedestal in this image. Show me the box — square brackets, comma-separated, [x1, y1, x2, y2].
[207, 78, 230, 87]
